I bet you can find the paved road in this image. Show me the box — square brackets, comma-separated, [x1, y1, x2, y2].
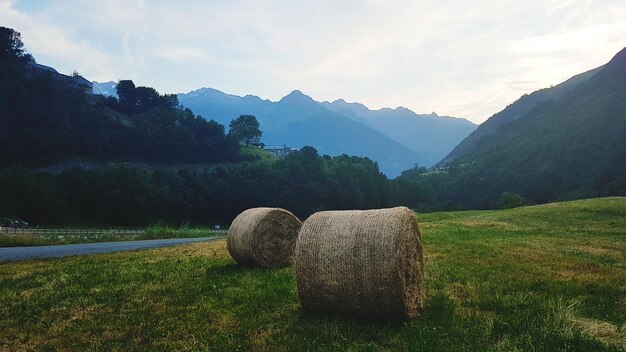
[0, 237, 218, 262]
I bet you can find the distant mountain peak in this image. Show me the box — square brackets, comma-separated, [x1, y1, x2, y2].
[287, 89, 306, 97]
[196, 87, 224, 94]
[395, 106, 412, 113]
[280, 90, 314, 103]
[329, 98, 368, 108]
[183, 87, 220, 97]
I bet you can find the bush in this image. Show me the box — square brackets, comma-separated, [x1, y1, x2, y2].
[496, 192, 529, 209]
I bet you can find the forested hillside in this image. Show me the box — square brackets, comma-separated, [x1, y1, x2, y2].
[401, 48, 626, 209]
[439, 66, 603, 165]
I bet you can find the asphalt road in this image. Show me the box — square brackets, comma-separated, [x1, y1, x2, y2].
[0, 237, 217, 262]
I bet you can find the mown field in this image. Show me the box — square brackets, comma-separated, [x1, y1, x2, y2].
[0, 197, 625, 351]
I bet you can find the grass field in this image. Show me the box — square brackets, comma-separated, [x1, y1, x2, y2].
[0, 197, 625, 351]
[0, 226, 225, 247]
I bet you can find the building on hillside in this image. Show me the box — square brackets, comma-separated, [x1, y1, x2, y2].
[25, 62, 93, 95]
[264, 145, 299, 157]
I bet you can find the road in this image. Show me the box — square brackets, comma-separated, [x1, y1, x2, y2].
[0, 237, 217, 262]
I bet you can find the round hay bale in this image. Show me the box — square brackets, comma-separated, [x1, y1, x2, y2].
[227, 207, 302, 268]
[295, 207, 424, 320]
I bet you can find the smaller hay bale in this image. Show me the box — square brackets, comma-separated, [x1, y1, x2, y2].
[295, 207, 424, 320]
[227, 207, 302, 268]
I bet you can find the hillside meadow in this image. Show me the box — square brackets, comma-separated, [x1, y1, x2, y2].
[0, 197, 625, 351]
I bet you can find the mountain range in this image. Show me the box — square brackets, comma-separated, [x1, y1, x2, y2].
[174, 88, 476, 177]
[321, 99, 476, 167]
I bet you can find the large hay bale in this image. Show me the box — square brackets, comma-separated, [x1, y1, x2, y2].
[295, 207, 424, 320]
[227, 207, 302, 268]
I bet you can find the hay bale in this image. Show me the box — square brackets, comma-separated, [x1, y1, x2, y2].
[295, 207, 424, 320]
[227, 207, 302, 268]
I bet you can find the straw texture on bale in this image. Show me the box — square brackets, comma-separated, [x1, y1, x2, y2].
[227, 207, 302, 268]
[295, 207, 424, 320]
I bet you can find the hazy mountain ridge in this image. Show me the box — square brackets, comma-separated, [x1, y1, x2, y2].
[322, 99, 476, 167]
[178, 88, 475, 176]
[179, 89, 426, 177]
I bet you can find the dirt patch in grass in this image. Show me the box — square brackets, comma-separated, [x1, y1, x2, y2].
[571, 316, 626, 349]
[573, 245, 625, 260]
[444, 282, 477, 304]
[507, 245, 553, 262]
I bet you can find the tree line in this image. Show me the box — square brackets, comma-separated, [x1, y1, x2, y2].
[0, 147, 405, 226]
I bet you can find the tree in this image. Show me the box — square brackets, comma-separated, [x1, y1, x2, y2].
[114, 80, 179, 113]
[0, 26, 32, 63]
[134, 86, 162, 111]
[116, 80, 137, 113]
[228, 115, 262, 146]
[496, 192, 528, 209]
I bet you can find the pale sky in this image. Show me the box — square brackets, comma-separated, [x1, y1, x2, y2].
[2, 0, 625, 123]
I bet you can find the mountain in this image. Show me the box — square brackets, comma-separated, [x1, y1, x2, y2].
[321, 99, 476, 167]
[427, 47, 626, 207]
[92, 81, 118, 98]
[178, 89, 475, 176]
[439, 66, 603, 165]
[179, 89, 423, 177]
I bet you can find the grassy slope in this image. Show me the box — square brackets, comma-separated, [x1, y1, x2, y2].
[239, 145, 277, 163]
[0, 197, 624, 351]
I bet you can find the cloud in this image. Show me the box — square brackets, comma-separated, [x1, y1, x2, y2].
[2, 0, 625, 122]
[505, 81, 541, 91]
[154, 47, 212, 64]
[0, 0, 122, 80]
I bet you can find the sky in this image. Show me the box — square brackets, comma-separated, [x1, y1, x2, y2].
[2, 0, 625, 123]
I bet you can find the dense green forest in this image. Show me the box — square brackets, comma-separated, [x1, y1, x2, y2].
[0, 148, 396, 225]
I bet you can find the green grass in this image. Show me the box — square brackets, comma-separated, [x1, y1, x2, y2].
[0, 197, 625, 351]
[0, 226, 225, 247]
[239, 145, 278, 163]
[142, 225, 226, 240]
